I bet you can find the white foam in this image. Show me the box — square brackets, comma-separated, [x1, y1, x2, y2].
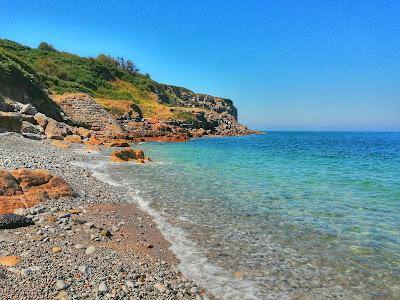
[81, 161, 262, 300]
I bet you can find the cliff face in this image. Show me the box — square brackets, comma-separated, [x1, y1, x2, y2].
[157, 85, 238, 120]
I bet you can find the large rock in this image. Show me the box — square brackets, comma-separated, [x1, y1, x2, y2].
[34, 112, 48, 128]
[44, 119, 72, 140]
[21, 121, 43, 135]
[64, 134, 82, 143]
[0, 169, 21, 196]
[110, 148, 151, 163]
[0, 112, 22, 133]
[76, 127, 91, 139]
[19, 104, 37, 115]
[0, 214, 33, 229]
[0, 169, 76, 214]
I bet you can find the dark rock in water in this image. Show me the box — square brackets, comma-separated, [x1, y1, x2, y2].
[0, 214, 33, 229]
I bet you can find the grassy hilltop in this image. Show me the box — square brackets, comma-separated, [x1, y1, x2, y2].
[0, 39, 227, 121]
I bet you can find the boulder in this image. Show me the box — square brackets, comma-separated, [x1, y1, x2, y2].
[0, 168, 76, 214]
[0, 112, 22, 133]
[76, 127, 91, 139]
[21, 121, 43, 135]
[45, 119, 72, 140]
[64, 135, 82, 143]
[19, 104, 37, 115]
[34, 113, 48, 128]
[51, 140, 71, 149]
[0, 214, 33, 229]
[0, 169, 21, 196]
[103, 140, 130, 147]
[85, 135, 103, 145]
[110, 148, 151, 163]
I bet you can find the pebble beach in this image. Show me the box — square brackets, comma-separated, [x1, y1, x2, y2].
[0, 133, 212, 300]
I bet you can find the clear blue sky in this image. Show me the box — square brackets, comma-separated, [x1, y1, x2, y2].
[1, 0, 399, 131]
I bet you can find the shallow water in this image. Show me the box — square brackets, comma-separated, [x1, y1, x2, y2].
[86, 132, 400, 299]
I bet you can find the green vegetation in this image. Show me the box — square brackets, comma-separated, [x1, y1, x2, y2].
[0, 39, 207, 119]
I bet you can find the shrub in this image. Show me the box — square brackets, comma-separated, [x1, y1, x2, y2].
[38, 42, 57, 52]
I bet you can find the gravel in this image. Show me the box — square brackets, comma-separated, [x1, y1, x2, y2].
[0, 133, 213, 299]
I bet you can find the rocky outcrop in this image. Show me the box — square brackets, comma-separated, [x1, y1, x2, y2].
[44, 119, 72, 140]
[56, 94, 124, 138]
[158, 85, 238, 120]
[110, 148, 151, 163]
[0, 111, 22, 133]
[0, 168, 75, 214]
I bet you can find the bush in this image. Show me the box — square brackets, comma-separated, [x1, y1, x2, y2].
[38, 42, 57, 52]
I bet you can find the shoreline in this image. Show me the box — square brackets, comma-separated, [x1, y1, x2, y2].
[0, 133, 213, 299]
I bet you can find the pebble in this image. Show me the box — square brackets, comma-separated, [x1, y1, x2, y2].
[55, 279, 69, 290]
[85, 246, 96, 255]
[98, 281, 108, 293]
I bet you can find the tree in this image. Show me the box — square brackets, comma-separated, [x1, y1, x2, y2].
[38, 42, 57, 52]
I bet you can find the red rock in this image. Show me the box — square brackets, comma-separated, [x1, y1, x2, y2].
[64, 134, 82, 143]
[110, 148, 150, 163]
[0, 169, 75, 214]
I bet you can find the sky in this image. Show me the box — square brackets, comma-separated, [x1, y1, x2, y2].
[0, 0, 399, 131]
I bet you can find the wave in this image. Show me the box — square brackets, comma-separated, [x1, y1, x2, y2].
[79, 159, 262, 300]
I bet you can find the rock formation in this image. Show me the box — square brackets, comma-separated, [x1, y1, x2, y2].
[110, 148, 151, 163]
[0, 168, 76, 214]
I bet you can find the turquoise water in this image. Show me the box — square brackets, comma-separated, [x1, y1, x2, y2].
[90, 132, 400, 299]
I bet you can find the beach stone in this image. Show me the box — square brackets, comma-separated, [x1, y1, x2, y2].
[110, 148, 149, 163]
[51, 140, 71, 149]
[19, 104, 37, 115]
[76, 127, 91, 139]
[64, 134, 82, 143]
[98, 281, 108, 293]
[45, 119, 71, 140]
[55, 279, 69, 290]
[34, 113, 48, 128]
[0, 214, 33, 229]
[85, 246, 96, 255]
[56, 291, 70, 300]
[0, 255, 21, 267]
[154, 283, 167, 293]
[100, 229, 112, 237]
[52, 246, 62, 253]
[78, 265, 89, 274]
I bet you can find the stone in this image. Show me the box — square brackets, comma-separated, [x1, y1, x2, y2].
[19, 104, 37, 115]
[34, 112, 48, 128]
[110, 148, 150, 163]
[52, 246, 62, 253]
[85, 246, 96, 255]
[154, 283, 167, 293]
[21, 121, 43, 135]
[0, 168, 75, 214]
[100, 229, 112, 237]
[78, 265, 89, 274]
[55, 279, 69, 290]
[0, 112, 22, 133]
[51, 140, 71, 149]
[45, 119, 71, 140]
[0, 214, 33, 229]
[64, 134, 82, 143]
[0, 255, 21, 267]
[76, 127, 91, 138]
[56, 291, 70, 300]
[103, 140, 130, 148]
[98, 281, 108, 293]
[85, 135, 103, 145]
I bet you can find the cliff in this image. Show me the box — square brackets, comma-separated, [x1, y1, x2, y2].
[0, 39, 257, 139]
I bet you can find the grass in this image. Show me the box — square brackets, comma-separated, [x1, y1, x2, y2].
[0, 38, 218, 120]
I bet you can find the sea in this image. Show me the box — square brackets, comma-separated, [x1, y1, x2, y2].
[81, 132, 400, 299]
